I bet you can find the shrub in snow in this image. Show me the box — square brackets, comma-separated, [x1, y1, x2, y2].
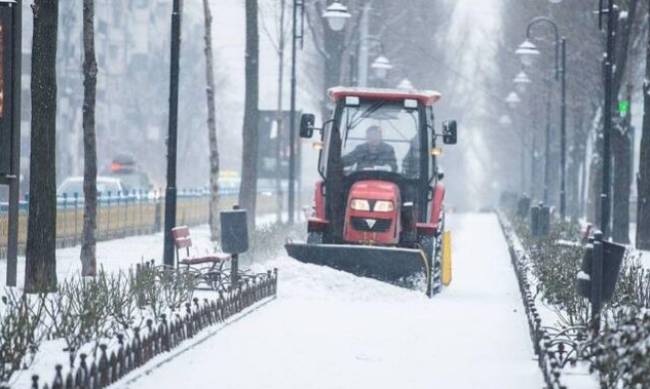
[514, 218, 590, 326]
[0, 289, 47, 382]
[44, 271, 129, 354]
[590, 306, 650, 387]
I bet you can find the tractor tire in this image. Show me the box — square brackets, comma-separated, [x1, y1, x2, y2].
[307, 232, 323, 245]
[419, 235, 442, 297]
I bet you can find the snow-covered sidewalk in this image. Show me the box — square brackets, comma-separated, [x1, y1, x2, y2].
[125, 213, 543, 389]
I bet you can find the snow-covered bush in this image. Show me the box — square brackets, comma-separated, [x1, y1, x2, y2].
[514, 218, 590, 326]
[0, 290, 47, 382]
[590, 306, 650, 388]
[44, 271, 127, 354]
[611, 251, 650, 309]
[131, 263, 197, 319]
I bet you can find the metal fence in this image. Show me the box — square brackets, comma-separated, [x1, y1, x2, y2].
[0, 189, 278, 259]
[498, 213, 568, 389]
[25, 269, 278, 389]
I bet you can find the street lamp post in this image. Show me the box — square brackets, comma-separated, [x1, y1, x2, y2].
[599, 0, 616, 237]
[163, 0, 182, 267]
[516, 17, 567, 219]
[506, 92, 525, 193]
[285, 1, 349, 224]
[0, 0, 21, 286]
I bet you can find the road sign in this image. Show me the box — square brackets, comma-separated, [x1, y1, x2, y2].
[257, 110, 294, 180]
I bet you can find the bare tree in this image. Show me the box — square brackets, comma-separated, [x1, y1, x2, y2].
[239, 0, 259, 228]
[25, 0, 59, 292]
[80, 0, 98, 276]
[202, 0, 220, 241]
[637, 2, 650, 249]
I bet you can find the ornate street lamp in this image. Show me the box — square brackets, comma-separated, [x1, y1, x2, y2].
[515, 39, 540, 67]
[518, 16, 568, 219]
[397, 78, 414, 90]
[513, 71, 531, 94]
[322, 2, 351, 32]
[505, 91, 521, 109]
[371, 55, 392, 81]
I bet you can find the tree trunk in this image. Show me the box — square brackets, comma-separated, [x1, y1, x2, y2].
[25, 0, 59, 293]
[568, 110, 585, 221]
[203, 0, 220, 241]
[612, 84, 633, 243]
[80, 0, 98, 276]
[239, 0, 259, 229]
[637, 5, 650, 249]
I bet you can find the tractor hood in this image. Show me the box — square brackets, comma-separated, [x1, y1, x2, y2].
[344, 180, 401, 245]
[348, 180, 399, 202]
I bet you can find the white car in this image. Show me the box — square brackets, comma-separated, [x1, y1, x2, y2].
[57, 176, 125, 200]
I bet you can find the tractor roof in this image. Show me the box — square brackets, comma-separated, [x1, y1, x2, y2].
[328, 86, 442, 106]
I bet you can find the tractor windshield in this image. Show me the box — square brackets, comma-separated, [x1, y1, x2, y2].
[340, 101, 421, 178]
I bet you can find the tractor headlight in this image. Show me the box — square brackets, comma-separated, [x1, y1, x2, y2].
[350, 199, 370, 211]
[373, 200, 394, 212]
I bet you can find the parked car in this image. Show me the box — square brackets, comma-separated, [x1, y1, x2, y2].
[105, 154, 153, 193]
[57, 176, 125, 200]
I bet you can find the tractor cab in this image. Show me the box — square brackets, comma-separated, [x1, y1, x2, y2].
[287, 86, 457, 296]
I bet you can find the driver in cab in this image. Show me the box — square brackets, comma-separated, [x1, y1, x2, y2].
[342, 125, 398, 172]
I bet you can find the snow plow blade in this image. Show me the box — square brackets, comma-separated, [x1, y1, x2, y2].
[285, 243, 429, 283]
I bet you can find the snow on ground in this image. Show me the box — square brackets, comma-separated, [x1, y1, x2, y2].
[124, 213, 543, 389]
[0, 214, 281, 287]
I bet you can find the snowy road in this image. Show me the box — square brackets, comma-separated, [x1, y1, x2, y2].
[125, 213, 543, 389]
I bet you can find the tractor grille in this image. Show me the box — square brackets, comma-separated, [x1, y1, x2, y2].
[350, 217, 392, 232]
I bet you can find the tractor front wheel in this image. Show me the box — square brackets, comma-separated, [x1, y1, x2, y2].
[307, 232, 323, 244]
[419, 235, 441, 297]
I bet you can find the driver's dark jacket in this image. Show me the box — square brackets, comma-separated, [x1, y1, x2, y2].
[342, 142, 398, 172]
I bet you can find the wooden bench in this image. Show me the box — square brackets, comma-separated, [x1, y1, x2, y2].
[171, 226, 231, 290]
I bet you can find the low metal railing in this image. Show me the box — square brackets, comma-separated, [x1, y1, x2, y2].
[0, 189, 278, 259]
[24, 269, 278, 389]
[498, 213, 568, 389]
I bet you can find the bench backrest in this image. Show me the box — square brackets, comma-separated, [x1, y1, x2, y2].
[171, 226, 192, 249]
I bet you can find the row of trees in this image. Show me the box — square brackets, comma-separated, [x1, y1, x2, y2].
[23, 0, 231, 292]
[492, 1, 650, 248]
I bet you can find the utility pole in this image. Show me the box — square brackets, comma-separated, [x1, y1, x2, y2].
[357, 2, 370, 87]
[163, 0, 181, 267]
[288, 0, 303, 224]
[0, 0, 21, 286]
[560, 37, 566, 221]
[600, 0, 615, 237]
[544, 79, 551, 204]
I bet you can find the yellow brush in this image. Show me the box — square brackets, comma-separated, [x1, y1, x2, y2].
[442, 231, 452, 286]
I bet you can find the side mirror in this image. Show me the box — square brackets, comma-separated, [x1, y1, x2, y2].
[442, 120, 457, 145]
[300, 113, 316, 138]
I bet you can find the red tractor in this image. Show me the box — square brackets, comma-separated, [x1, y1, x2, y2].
[285, 86, 456, 296]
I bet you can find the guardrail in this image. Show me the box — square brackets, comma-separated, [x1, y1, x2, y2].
[0, 188, 278, 259]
